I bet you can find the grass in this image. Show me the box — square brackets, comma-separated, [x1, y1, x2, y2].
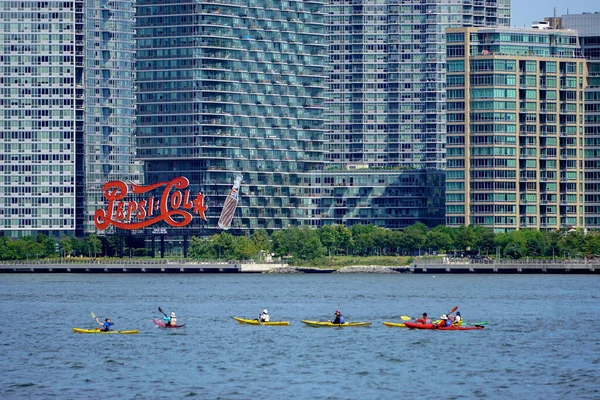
[291, 255, 414, 269]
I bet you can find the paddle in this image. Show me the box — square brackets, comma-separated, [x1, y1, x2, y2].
[91, 312, 101, 331]
[158, 306, 168, 318]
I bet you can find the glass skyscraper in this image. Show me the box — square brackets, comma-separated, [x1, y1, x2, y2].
[84, 0, 141, 233]
[445, 27, 586, 232]
[135, 0, 328, 232]
[325, 0, 510, 170]
[0, 0, 85, 237]
[560, 13, 600, 229]
[317, 0, 510, 229]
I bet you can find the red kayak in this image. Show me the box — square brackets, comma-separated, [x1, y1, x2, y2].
[152, 318, 186, 329]
[404, 321, 484, 330]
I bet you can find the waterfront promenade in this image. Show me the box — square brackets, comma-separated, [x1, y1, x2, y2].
[0, 258, 598, 274]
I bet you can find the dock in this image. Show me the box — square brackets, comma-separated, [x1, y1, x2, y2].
[0, 260, 598, 274]
[411, 259, 599, 274]
[0, 260, 286, 274]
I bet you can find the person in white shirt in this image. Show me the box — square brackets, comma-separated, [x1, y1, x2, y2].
[453, 311, 462, 325]
[259, 310, 270, 322]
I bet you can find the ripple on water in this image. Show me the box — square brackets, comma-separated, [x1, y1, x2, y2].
[1, 274, 599, 399]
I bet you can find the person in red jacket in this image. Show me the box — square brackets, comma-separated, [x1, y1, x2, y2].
[438, 315, 453, 327]
[415, 313, 431, 324]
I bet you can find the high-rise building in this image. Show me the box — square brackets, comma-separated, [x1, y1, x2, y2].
[559, 13, 600, 229]
[325, 0, 510, 170]
[84, 0, 141, 233]
[445, 27, 586, 232]
[135, 0, 329, 233]
[0, 0, 139, 239]
[0, 0, 85, 238]
[318, 0, 510, 229]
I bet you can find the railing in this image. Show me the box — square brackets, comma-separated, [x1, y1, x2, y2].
[414, 258, 597, 265]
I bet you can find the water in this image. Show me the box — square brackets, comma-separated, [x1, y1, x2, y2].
[1, 273, 599, 399]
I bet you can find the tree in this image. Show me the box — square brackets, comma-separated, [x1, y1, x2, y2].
[188, 237, 216, 260]
[504, 242, 524, 259]
[234, 236, 258, 260]
[425, 230, 452, 253]
[334, 225, 353, 255]
[60, 236, 76, 257]
[272, 226, 325, 261]
[85, 234, 102, 258]
[318, 225, 337, 256]
[212, 232, 236, 259]
[35, 234, 56, 258]
[470, 226, 495, 255]
[453, 225, 473, 252]
[251, 229, 272, 253]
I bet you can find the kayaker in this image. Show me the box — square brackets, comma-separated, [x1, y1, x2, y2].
[96, 317, 114, 332]
[438, 315, 453, 327]
[259, 310, 270, 322]
[332, 310, 344, 324]
[163, 312, 177, 326]
[453, 311, 462, 325]
[415, 313, 431, 324]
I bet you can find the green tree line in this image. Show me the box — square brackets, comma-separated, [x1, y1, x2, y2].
[1, 224, 599, 262]
[188, 224, 600, 262]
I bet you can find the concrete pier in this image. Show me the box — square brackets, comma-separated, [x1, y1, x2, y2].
[0, 260, 598, 274]
[0, 260, 287, 274]
[411, 260, 599, 274]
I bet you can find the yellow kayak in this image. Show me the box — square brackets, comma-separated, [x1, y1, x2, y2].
[72, 328, 139, 334]
[382, 321, 408, 328]
[233, 317, 289, 326]
[301, 320, 371, 327]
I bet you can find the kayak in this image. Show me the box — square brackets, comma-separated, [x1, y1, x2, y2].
[403, 322, 484, 330]
[153, 318, 186, 328]
[233, 317, 289, 326]
[301, 320, 371, 327]
[72, 328, 139, 334]
[382, 321, 408, 328]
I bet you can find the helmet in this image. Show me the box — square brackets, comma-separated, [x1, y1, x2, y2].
[441, 315, 448, 320]
[170, 312, 176, 317]
[262, 309, 268, 314]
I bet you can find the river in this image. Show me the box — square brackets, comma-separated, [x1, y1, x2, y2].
[1, 273, 599, 399]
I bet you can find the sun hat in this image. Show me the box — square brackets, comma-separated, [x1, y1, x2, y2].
[263, 309, 268, 314]
[441, 315, 448, 320]
[170, 312, 176, 317]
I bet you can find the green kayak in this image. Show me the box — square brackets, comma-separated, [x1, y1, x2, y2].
[301, 320, 371, 327]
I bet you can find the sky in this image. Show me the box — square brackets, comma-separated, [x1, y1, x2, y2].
[511, 0, 599, 28]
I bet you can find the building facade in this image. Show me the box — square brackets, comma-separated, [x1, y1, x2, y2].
[325, 0, 510, 170]
[446, 27, 586, 232]
[84, 0, 141, 234]
[0, 0, 85, 238]
[560, 13, 600, 229]
[317, 0, 510, 230]
[135, 0, 329, 233]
